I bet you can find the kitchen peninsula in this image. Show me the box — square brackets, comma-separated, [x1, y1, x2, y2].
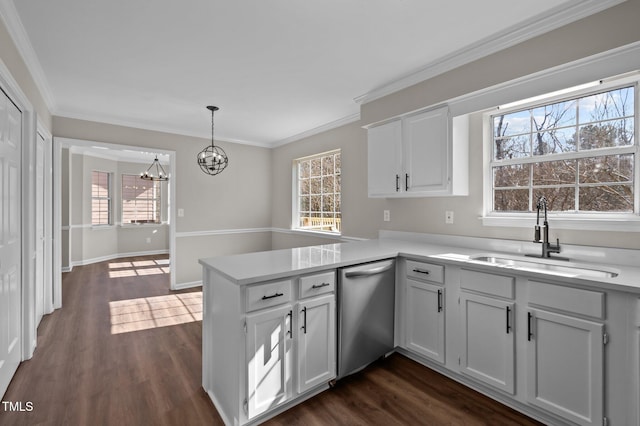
[200, 231, 640, 426]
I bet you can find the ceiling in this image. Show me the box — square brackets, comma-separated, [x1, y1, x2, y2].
[2, 0, 620, 147]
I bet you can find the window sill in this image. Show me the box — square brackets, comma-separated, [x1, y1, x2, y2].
[91, 225, 114, 230]
[288, 228, 342, 239]
[481, 213, 640, 232]
[119, 222, 168, 228]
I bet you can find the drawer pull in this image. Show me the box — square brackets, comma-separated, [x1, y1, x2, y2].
[413, 268, 430, 275]
[261, 292, 284, 300]
[311, 282, 331, 289]
[527, 312, 533, 341]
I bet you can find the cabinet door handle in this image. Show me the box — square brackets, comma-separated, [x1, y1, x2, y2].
[395, 174, 400, 192]
[287, 310, 292, 337]
[506, 306, 511, 334]
[405, 173, 409, 191]
[301, 307, 307, 334]
[412, 268, 430, 275]
[437, 289, 443, 313]
[261, 292, 284, 300]
[311, 282, 330, 289]
[527, 312, 533, 341]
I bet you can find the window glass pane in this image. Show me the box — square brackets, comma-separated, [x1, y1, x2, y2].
[532, 128, 576, 155]
[578, 86, 634, 123]
[533, 188, 575, 212]
[494, 189, 529, 211]
[294, 151, 341, 232]
[532, 100, 577, 131]
[122, 174, 160, 224]
[494, 135, 530, 160]
[493, 110, 530, 137]
[493, 165, 530, 188]
[578, 119, 634, 150]
[579, 154, 633, 184]
[579, 185, 633, 212]
[533, 160, 576, 186]
[91, 171, 110, 225]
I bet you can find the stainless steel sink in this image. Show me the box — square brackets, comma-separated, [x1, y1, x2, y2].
[469, 255, 619, 279]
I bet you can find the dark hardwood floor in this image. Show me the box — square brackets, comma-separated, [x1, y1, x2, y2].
[0, 256, 543, 426]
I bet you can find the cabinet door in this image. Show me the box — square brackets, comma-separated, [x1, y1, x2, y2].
[526, 309, 603, 426]
[404, 106, 449, 193]
[367, 119, 402, 197]
[405, 279, 445, 363]
[297, 294, 336, 394]
[246, 304, 293, 419]
[460, 292, 515, 394]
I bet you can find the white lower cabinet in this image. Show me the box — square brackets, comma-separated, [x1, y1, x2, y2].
[460, 292, 515, 394]
[526, 309, 604, 426]
[405, 279, 445, 363]
[296, 294, 336, 394]
[246, 304, 294, 419]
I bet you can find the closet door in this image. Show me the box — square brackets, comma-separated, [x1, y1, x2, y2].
[0, 90, 22, 397]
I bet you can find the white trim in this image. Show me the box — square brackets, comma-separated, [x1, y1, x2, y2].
[36, 119, 54, 317]
[0, 0, 57, 111]
[354, 0, 626, 105]
[68, 249, 170, 268]
[271, 113, 361, 147]
[174, 280, 202, 290]
[176, 227, 273, 238]
[481, 215, 640, 232]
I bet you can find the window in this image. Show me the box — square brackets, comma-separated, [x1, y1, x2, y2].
[294, 150, 341, 233]
[121, 174, 161, 224]
[488, 83, 637, 219]
[91, 171, 111, 225]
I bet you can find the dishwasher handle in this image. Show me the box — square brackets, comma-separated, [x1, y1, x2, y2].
[344, 263, 394, 278]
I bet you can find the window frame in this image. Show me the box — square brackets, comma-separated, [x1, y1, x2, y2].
[482, 75, 640, 232]
[121, 174, 162, 225]
[291, 149, 341, 235]
[91, 170, 112, 226]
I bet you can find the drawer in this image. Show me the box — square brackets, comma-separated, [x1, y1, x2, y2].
[245, 280, 292, 312]
[460, 269, 515, 299]
[299, 271, 335, 299]
[529, 280, 605, 320]
[406, 260, 444, 284]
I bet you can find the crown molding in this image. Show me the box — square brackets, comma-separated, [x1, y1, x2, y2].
[353, 0, 627, 105]
[0, 0, 57, 111]
[271, 112, 361, 148]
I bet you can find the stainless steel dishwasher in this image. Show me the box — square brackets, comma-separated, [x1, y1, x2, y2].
[337, 258, 395, 379]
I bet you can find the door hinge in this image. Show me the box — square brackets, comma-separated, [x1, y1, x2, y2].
[243, 398, 248, 416]
[603, 416, 609, 426]
[243, 321, 247, 334]
[457, 296, 460, 305]
[458, 357, 461, 365]
[603, 332, 608, 346]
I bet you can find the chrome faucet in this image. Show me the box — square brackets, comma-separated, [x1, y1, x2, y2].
[527, 196, 568, 260]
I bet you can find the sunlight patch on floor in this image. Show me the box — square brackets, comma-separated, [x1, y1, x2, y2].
[109, 291, 202, 334]
[108, 258, 170, 278]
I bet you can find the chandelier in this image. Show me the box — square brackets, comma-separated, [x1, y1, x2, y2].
[197, 106, 229, 176]
[140, 155, 169, 181]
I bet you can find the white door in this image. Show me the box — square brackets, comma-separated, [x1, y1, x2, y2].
[404, 106, 449, 193]
[246, 304, 293, 419]
[35, 132, 45, 326]
[460, 292, 515, 394]
[405, 279, 445, 363]
[0, 90, 22, 397]
[526, 309, 604, 426]
[367, 119, 402, 197]
[297, 294, 336, 394]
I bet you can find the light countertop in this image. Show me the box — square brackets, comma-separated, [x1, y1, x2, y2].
[199, 237, 640, 294]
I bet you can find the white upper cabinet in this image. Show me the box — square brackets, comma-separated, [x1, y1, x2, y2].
[366, 105, 468, 198]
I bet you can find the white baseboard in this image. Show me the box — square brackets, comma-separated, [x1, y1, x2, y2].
[173, 280, 202, 290]
[69, 249, 169, 268]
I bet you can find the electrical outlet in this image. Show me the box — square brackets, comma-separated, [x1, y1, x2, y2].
[146, 237, 151, 244]
[383, 210, 390, 222]
[445, 210, 454, 224]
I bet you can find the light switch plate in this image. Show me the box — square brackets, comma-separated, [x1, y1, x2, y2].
[178, 208, 184, 217]
[445, 210, 454, 224]
[383, 210, 390, 222]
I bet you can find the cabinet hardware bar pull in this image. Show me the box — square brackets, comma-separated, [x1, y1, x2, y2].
[311, 282, 331, 289]
[301, 307, 307, 334]
[345, 264, 394, 278]
[287, 310, 292, 337]
[506, 306, 511, 334]
[396, 174, 400, 192]
[261, 292, 284, 300]
[437, 289, 443, 312]
[405, 173, 409, 191]
[527, 312, 533, 341]
[412, 268, 430, 275]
